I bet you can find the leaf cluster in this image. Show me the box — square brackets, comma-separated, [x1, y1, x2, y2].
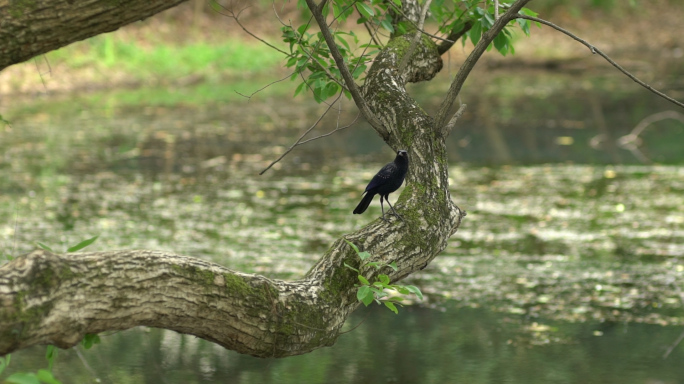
[281, 0, 539, 103]
[344, 240, 423, 314]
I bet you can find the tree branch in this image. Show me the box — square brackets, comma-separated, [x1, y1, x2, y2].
[441, 103, 467, 137]
[0, 0, 189, 71]
[434, 0, 532, 130]
[436, 21, 473, 55]
[304, 0, 388, 138]
[517, 15, 684, 110]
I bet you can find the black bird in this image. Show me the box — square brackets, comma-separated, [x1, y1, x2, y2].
[353, 150, 409, 221]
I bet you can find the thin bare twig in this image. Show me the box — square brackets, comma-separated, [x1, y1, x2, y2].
[517, 15, 684, 110]
[33, 55, 51, 92]
[442, 103, 467, 137]
[398, 0, 433, 75]
[339, 310, 373, 335]
[363, 20, 382, 47]
[663, 330, 684, 359]
[298, 112, 360, 145]
[212, 1, 289, 56]
[259, 91, 345, 175]
[663, 281, 684, 359]
[235, 72, 295, 100]
[616, 111, 684, 163]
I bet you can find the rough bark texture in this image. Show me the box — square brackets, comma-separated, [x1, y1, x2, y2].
[0, 0, 489, 358]
[0, 0, 188, 71]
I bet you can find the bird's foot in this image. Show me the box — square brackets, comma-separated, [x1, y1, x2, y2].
[381, 211, 404, 223]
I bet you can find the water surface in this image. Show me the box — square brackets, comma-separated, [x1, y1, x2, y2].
[1, 66, 684, 383]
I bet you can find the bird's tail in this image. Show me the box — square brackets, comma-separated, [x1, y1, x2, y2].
[353, 193, 375, 214]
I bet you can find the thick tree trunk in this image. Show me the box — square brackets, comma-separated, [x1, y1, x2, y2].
[0, 28, 465, 354]
[0, 0, 188, 71]
[0, 0, 491, 358]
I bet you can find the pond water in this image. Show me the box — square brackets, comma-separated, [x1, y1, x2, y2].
[1, 63, 684, 383]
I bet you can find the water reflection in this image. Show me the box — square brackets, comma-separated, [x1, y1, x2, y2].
[5, 306, 684, 383]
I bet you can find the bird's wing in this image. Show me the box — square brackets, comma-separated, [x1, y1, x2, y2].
[365, 162, 397, 192]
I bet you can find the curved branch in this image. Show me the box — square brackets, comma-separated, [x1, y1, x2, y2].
[304, 0, 388, 138]
[434, 0, 533, 129]
[517, 15, 684, 110]
[0, 0, 189, 71]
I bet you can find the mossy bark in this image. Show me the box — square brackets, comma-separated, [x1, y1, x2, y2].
[0, 0, 188, 71]
[0, 0, 470, 358]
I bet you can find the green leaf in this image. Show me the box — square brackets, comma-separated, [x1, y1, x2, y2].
[357, 285, 371, 303]
[351, 63, 367, 79]
[380, 18, 394, 33]
[388, 262, 398, 271]
[357, 275, 370, 285]
[81, 333, 101, 350]
[344, 239, 360, 254]
[516, 18, 530, 36]
[45, 345, 57, 371]
[357, 2, 375, 18]
[36, 370, 62, 384]
[395, 285, 410, 294]
[343, 262, 359, 273]
[384, 301, 399, 314]
[294, 81, 307, 98]
[5, 372, 41, 384]
[379, 274, 390, 285]
[321, 82, 340, 100]
[519, 7, 538, 17]
[493, 32, 509, 56]
[406, 285, 424, 300]
[335, 33, 351, 52]
[0, 354, 10, 376]
[357, 251, 371, 260]
[391, 0, 402, 7]
[370, 287, 387, 297]
[66, 235, 99, 253]
[36, 242, 53, 252]
[358, 286, 375, 306]
[469, 20, 482, 45]
[482, 12, 495, 28]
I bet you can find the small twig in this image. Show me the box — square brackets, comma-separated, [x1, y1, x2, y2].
[616, 111, 684, 163]
[495, 0, 499, 19]
[235, 72, 295, 100]
[398, 0, 433, 75]
[442, 103, 467, 137]
[297, 71, 339, 108]
[339, 310, 373, 335]
[33, 56, 50, 92]
[663, 281, 684, 359]
[212, 1, 289, 56]
[298, 113, 360, 145]
[74, 347, 99, 378]
[363, 20, 382, 47]
[663, 330, 684, 359]
[259, 91, 345, 175]
[517, 15, 684, 110]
